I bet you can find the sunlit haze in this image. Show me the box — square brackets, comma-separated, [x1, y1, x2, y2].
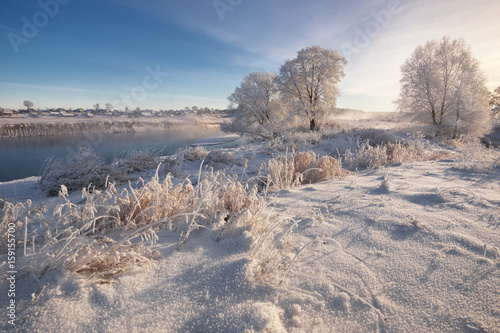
[1, 0, 499, 111]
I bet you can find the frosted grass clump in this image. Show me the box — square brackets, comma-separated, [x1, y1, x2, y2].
[261, 151, 349, 190]
[39, 148, 108, 196]
[28, 167, 267, 283]
[343, 135, 445, 170]
[183, 145, 209, 162]
[453, 139, 500, 172]
[113, 148, 161, 172]
[205, 149, 242, 170]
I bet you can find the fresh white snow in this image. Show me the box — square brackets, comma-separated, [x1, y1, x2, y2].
[1, 123, 499, 332]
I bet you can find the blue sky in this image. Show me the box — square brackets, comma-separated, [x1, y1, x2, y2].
[0, 0, 499, 111]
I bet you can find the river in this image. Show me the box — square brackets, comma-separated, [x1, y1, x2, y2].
[0, 128, 235, 182]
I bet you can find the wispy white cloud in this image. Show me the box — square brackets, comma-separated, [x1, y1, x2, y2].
[109, 0, 381, 68]
[0, 81, 104, 94]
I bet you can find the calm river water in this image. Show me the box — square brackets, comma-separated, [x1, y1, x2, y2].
[0, 129, 229, 182]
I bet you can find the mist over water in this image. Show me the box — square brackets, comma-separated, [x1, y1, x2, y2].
[0, 129, 223, 182]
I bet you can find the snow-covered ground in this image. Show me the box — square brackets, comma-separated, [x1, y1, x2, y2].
[1, 122, 499, 332]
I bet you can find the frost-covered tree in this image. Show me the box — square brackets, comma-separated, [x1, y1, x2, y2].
[105, 103, 113, 111]
[225, 71, 286, 138]
[23, 100, 34, 111]
[490, 87, 500, 119]
[277, 46, 347, 131]
[397, 37, 491, 138]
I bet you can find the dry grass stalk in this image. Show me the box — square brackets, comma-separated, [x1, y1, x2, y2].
[30, 233, 159, 284]
[262, 151, 349, 190]
[0, 199, 46, 254]
[65, 240, 159, 284]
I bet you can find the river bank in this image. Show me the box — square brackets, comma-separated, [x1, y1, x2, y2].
[0, 114, 224, 138]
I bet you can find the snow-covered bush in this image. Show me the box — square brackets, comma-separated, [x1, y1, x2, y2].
[343, 135, 445, 169]
[164, 147, 239, 175]
[39, 148, 108, 196]
[205, 149, 241, 170]
[352, 128, 399, 146]
[453, 139, 500, 172]
[261, 151, 348, 190]
[183, 145, 209, 162]
[113, 148, 161, 173]
[265, 131, 324, 152]
[163, 155, 184, 177]
[264, 127, 399, 156]
[318, 135, 360, 158]
[344, 141, 389, 169]
[163, 146, 209, 177]
[39, 148, 162, 196]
